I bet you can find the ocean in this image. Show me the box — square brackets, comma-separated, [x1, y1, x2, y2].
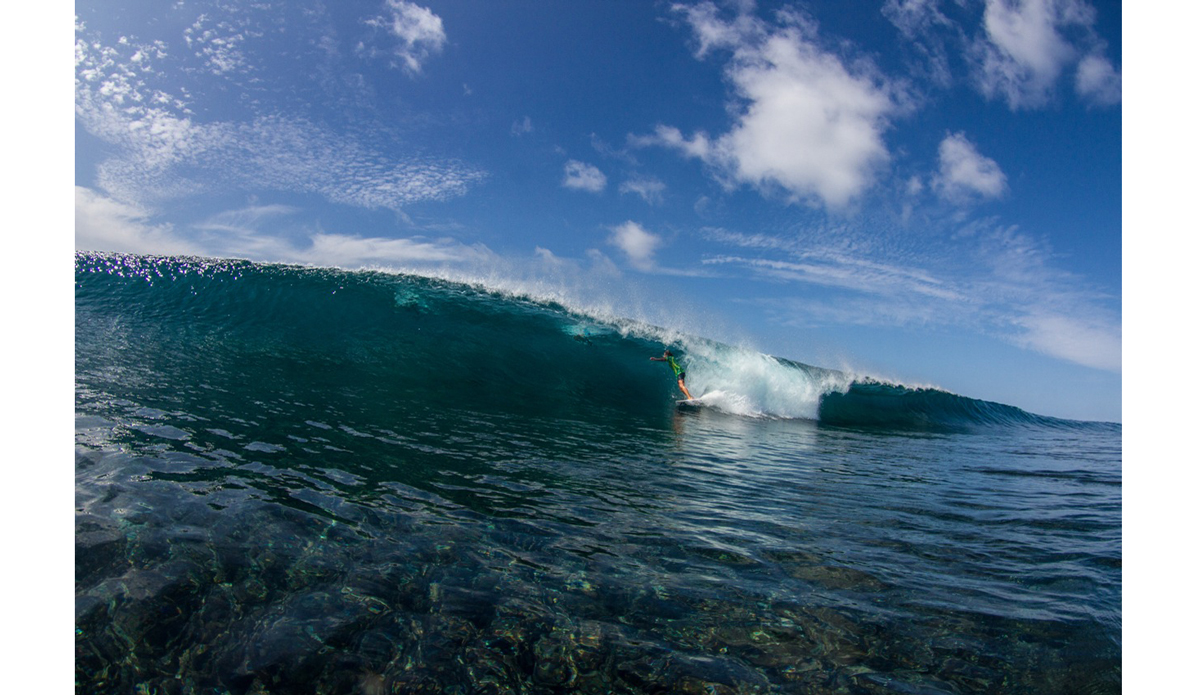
[75, 252, 1121, 694]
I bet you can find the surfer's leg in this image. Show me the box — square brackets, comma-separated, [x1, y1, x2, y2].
[678, 378, 694, 400]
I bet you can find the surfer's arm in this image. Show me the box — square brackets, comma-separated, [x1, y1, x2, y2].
[649, 356, 665, 361]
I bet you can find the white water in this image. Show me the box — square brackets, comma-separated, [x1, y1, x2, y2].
[675, 339, 853, 420]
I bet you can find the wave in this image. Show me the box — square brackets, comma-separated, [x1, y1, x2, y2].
[75, 252, 1101, 432]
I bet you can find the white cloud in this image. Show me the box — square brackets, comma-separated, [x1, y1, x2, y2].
[194, 203, 300, 234]
[77, 187, 496, 271]
[886, 0, 1120, 110]
[648, 3, 897, 209]
[758, 292, 948, 329]
[90, 113, 485, 211]
[882, 0, 951, 36]
[934, 132, 1007, 201]
[184, 13, 249, 75]
[881, 0, 955, 87]
[704, 252, 962, 303]
[190, 204, 303, 257]
[619, 176, 666, 204]
[608, 221, 662, 271]
[704, 218, 1120, 373]
[75, 187, 202, 256]
[974, 0, 1076, 108]
[511, 116, 533, 136]
[562, 160, 607, 193]
[1075, 53, 1121, 106]
[195, 203, 497, 268]
[972, 222, 1121, 372]
[632, 125, 711, 158]
[75, 26, 485, 212]
[534, 246, 563, 264]
[297, 233, 491, 268]
[675, 0, 765, 57]
[367, 0, 447, 75]
[1014, 310, 1120, 371]
[590, 133, 638, 164]
[971, 0, 1120, 110]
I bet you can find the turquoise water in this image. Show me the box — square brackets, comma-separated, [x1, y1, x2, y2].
[75, 253, 1121, 693]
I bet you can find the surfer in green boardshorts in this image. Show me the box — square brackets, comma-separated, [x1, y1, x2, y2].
[651, 349, 695, 400]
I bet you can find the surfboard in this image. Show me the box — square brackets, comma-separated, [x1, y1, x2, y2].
[676, 398, 704, 409]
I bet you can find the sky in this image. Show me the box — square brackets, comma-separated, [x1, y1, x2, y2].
[71, 0, 1124, 422]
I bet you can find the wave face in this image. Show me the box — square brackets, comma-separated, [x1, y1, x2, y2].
[75, 252, 1095, 431]
[816, 379, 1077, 429]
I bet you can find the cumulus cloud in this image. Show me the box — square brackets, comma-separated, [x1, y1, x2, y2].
[632, 125, 711, 158]
[608, 221, 662, 271]
[562, 160, 607, 193]
[934, 132, 1007, 202]
[367, 0, 447, 75]
[885, 0, 1120, 110]
[1075, 52, 1121, 106]
[969, 0, 1121, 109]
[644, 3, 898, 209]
[973, 0, 1076, 108]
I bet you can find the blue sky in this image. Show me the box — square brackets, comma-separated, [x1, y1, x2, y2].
[72, 0, 1123, 422]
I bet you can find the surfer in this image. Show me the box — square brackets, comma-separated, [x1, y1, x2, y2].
[651, 349, 694, 400]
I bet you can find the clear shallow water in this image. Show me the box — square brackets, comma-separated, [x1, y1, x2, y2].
[75, 254, 1120, 694]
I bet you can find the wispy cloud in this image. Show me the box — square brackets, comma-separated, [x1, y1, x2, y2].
[703, 218, 1120, 373]
[704, 252, 962, 302]
[1013, 310, 1120, 371]
[562, 160, 607, 193]
[297, 233, 493, 269]
[511, 116, 533, 136]
[75, 19, 485, 212]
[967, 221, 1120, 370]
[640, 2, 900, 209]
[881, 0, 958, 87]
[620, 176, 666, 204]
[195, 204, 301, 231]
[75, 187, 202, 256]
[754, 292, 950, 331]
[191, 204, 303, 254]
[76, 187, 497, 272]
